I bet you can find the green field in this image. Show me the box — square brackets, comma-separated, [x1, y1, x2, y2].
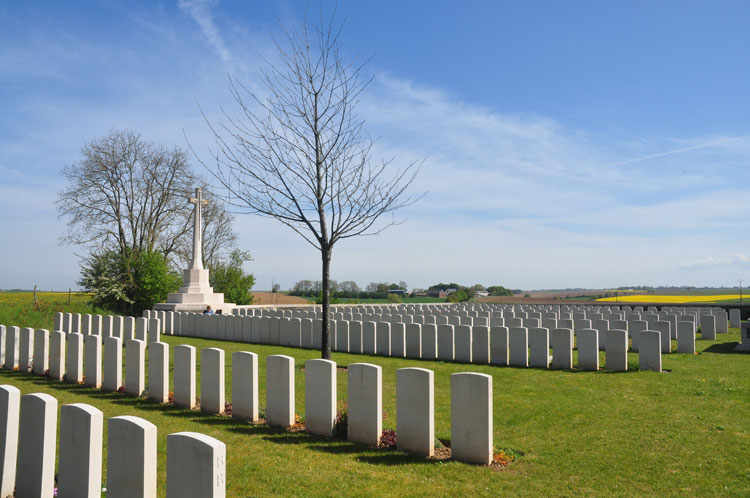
[0, 291, 111, 330]
[0, 300, 748, 496]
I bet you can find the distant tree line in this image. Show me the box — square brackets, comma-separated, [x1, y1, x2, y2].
[288, 279, 514, 303]
[289, 280, 409, 299]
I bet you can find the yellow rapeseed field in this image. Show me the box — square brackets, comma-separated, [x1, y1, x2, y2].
[596, 294, 743, 303]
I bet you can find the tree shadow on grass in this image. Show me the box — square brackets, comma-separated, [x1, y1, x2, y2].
[703, 342, 748, 355]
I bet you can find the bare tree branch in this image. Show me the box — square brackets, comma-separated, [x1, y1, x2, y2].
[196, 10, 423, 360]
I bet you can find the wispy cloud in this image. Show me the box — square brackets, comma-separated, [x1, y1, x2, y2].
[680, 253, 750, 271]
[178, 0, 233, 63]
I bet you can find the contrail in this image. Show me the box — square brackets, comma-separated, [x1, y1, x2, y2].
[605, 135, 750, 168]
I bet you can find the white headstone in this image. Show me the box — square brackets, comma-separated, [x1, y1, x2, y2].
[201, 348, 225, 414]
[305, 359, 336, 437]
[347, 363, 382, 446]
[231, 351, 258, 422]
[58, 403, 103, 498]
[174, 345, 197, 409]
[396, 367, 434, 457]
[107, 416, 157, 498]
[450, 373, 492, 465]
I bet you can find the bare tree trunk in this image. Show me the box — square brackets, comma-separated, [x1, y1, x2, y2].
[33, 285, 37, 307]
[321, 249, 332, 360]
[68, 288, 71, 305]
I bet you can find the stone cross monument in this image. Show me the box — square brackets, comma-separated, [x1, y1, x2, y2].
[153, 187, 235, 314]
[189, 187, 209, 270]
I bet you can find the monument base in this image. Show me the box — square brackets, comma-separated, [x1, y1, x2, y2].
[153, 268, 235, 314]
[152, 302, 236, 314]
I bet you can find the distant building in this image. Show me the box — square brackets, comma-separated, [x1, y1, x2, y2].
[388, 289, 408, 296]
[428, 289, 449, 299]
[475, 290, 489, 298]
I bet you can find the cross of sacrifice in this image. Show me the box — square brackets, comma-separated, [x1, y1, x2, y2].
[188, 187, 209, 270]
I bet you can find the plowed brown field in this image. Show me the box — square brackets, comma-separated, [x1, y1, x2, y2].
[250, 292, 311, 305]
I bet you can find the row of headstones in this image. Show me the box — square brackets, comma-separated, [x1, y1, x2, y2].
[226, 305, 735, 333]
[172, 313, 702, 371]
[202, 351, 494, 465]
[0, 325, 494, 465]
[0, 326, 170, 398]
[0, 386, 225, 498]
[54, 311, 170, 338]
[231, 303, 738, 324]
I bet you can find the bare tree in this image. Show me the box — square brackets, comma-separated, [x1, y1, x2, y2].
[200, 12, 421, 359]
[58, 129, 238, 267]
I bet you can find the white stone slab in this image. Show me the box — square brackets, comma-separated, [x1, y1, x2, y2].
[677, 321, 696, 354]
[126, 339, 146, 396]
[639, 330, 662, 372]
[102, 315, 113, 338]
[112, 315, 124, 341]
[16, 393, 57, 498]
[231, 351, 258, 422]
[107, 416, 157, 498]
[266, 355, 295, 428]
[730, 309, 741, 328]
[49, 331, 66, 380]
[509, 327, 528, 367]
[362, 321, 376, 354]
[469, 326, 488, 364]
[551, 328, 573, 369]
[33, 329, 49, 375]
[135, 317, 147, 342]
[66, 333, 84, 383]
[528, 327, 549, 368]
[3, 326, 18, 369]
[437, 324, 455, 361]
[347, 363, 381, 446]
[376, 322, 391, 356]
[18, 327, 33, 372]
[396, 367, 434, 457]
[85, 334, 102, 388]
[577, 328, 599, 371]
[451, 372, 492, 465]
[700, 314, 716, 340]
[123, 316, 135, 342]
[0, 385, 20, 498]
[166, 432, 226, 498]
[390, 322, 405, 357]
[490, 326, 509, 366]
[201, 348, 225, 414]
[404, 323, 422, 358]
[654, 320, 671, 353]
[605, 329, 628, 371]
[421, 324, 438, 360]
[149, 342, 169, 403]
[148, 318, 161, 344]
[174, 345, 196, 409]
[103, 337, 123, 392]
[305, 359, 336, 437]
[58, 403, 103, 498]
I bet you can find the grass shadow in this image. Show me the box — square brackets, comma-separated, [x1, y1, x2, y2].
[703, 342, 748, 355]
[258, 431, 448, 465]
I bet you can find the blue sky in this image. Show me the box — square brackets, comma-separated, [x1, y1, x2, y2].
[1, 0, 750, 292]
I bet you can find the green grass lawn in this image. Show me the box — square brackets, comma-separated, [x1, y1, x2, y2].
[0, 319, 748, 496]
[0, 292, 110, 330]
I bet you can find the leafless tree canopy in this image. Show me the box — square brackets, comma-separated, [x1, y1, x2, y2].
[199, 11, 421, 359]
[202, 13, 421, 254]
[57, 129, 237, 267]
